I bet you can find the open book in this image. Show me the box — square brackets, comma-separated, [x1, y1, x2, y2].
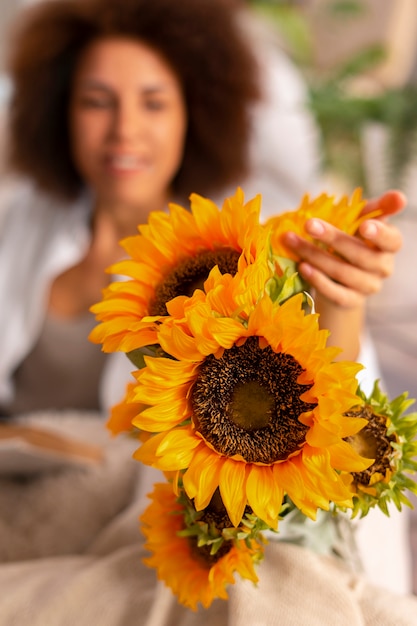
[0, 422, 104, 476]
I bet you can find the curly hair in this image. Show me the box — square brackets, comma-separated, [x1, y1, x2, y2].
[6, 0, 260, 201]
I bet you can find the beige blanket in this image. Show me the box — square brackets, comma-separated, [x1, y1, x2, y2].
[0, 414, 416, 626]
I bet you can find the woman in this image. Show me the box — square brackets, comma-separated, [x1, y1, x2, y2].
[0, 0, 412, 622]
[0, 0, 404, 415]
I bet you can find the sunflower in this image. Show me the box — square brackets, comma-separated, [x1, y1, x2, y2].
[106, 250, 305, 437]
[343, 381, 417, 517]
[132, 283, 372, 528]
[141, 482, 262, 610]
[266, 188, 382, 260]
[89, 188, 268, 355]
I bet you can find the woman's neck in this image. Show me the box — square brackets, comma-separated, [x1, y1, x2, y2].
[93, 194, 169, 240]
[47, 193, 172, 319]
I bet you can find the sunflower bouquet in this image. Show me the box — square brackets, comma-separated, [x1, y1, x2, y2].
[90, 188, 417, 611]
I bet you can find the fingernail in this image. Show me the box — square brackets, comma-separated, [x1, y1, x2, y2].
[361, 221, 378, 238]
[299, 262, 313, 277]
[307, 218, 325, 236]
[283, 231, 299, 246]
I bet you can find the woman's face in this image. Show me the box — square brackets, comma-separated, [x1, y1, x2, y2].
[70, 37, 187, 217]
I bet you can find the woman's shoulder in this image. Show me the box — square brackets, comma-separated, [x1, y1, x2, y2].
[1, 176, 60, 218]
[0, 176, 52, 233]
[0, 176, 90, 238]
[0, 177, 92, 282]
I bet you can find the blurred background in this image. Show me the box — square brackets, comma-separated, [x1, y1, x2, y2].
[0, 0, 416, 592]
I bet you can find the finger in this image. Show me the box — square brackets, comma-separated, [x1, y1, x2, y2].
[362, 190, 407, 219]
[358, 219, 403, 253]
[297, 221, 395, 275]
[300, 248, 383, 292]
[300, 261, 385, 306]
[298, 263, 368, 308]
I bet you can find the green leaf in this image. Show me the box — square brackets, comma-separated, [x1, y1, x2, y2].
[326, 1, 365, 17]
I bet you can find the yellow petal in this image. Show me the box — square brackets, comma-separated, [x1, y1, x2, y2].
[219, 460, 248, 527]
[327, 439, 374, 472]
[132, 399, 190, 432]
[183, 447, 225, 510]
[246, 464, 283, 528]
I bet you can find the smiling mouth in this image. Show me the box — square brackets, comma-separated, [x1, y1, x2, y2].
[106, 154, 149, 172]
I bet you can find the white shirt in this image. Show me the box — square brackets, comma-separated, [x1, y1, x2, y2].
[0, 179, 131, 411]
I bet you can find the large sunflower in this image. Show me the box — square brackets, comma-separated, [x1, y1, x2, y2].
[266, 188, 381, 260]
[89, 188, 267, 355]
[133, 284, 372, 528]
[141, 482, 262, 610]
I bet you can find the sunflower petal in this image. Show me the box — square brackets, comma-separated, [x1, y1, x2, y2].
[219, 460, 248, 527]
[246, 464, 283, 528]
[183, 447, 225, 510]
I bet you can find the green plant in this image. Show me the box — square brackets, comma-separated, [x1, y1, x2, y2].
[248, 0, 417, 192]
[308, 52, 417, 191]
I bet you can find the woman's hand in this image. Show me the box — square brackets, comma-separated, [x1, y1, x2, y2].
[282, 190, 406, 308]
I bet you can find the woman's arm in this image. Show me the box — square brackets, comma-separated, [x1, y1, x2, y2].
[282, 190, 406, 360]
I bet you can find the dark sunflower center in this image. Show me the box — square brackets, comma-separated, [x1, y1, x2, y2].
[186, 490, 246, 568]
[199, 488, 234, 529]
[230, 381, 274, 430]
[187, 536, 232, 568]
[149, 248, 240, 316]
[191, 336, 316, 464]
[344, 405, 396, 487]
[196, 488, 252, 529]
